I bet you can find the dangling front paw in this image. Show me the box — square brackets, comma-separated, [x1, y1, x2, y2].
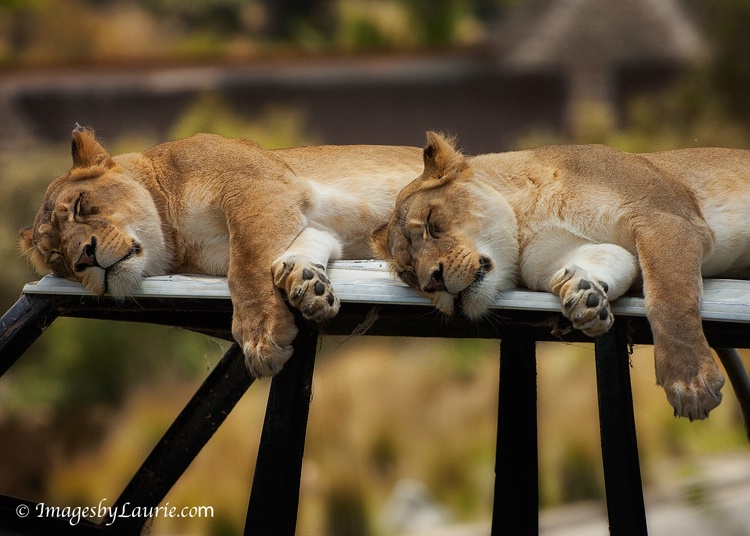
[233, 302, 297, 377]
[551, 266, 613, 337]
[272, 256, 340, 322]
[658, 351, 725, 421]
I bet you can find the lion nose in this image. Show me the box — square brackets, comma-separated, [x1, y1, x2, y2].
[422, 263, 447, 293]
[74, 237, 99, 271]
[475, 256, 494, 282]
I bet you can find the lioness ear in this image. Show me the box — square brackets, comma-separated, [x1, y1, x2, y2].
[71, 124, 114, 169]
[18, 226, 48, 275]
[423, 131, 468, 180]
[19, 226, 34, 256]
[371, 223, 391, 260]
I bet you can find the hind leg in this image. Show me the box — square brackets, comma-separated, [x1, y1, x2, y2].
[549, 243, 639, 335]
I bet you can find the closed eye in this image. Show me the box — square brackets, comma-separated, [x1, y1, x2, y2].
[425, 209, 440, 238]
[73, 194, 83, 218]
[398, 268, 419, 289]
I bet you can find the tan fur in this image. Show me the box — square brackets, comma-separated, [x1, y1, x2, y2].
[20, 126, 422, 377]
[373, 131, 750, 421]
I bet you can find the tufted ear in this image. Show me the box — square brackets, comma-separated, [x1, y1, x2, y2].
[18, 226, 48, 275]
[422, 131, 468, 181]
[19, 226, 34, 256]
[71, 124, 114, 169]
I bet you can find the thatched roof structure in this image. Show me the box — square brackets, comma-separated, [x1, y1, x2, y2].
[490, 0, 707, 132]
[495, 0, 707, 71]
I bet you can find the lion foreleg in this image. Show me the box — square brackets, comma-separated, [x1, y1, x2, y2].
[221, 171, 313, 378]
[634, 215, 724, 420]
[226, 211, 304, 377]
[272, 227, 343, 322]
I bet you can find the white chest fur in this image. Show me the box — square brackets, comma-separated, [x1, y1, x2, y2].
[182, 192, 231, 275]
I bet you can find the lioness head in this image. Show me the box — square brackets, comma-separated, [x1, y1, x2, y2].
[19, 126, 169, 296]
[372, 132, 519, 318]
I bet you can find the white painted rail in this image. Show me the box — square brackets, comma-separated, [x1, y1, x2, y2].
[21, 260, 750, 323]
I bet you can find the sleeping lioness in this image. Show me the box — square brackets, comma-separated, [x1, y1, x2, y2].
[373, 132, 750, 421]
[20, 126, 422, 376]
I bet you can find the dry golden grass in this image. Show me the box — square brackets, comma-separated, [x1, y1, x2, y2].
[40, 337, 750, 535]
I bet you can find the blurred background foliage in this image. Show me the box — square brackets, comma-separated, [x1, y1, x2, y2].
[0, 0, 501, 64]
[2, 0, 750, 535]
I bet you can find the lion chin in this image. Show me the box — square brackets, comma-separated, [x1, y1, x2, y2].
[425, 272, 501, 319]
[455, 284, 495, 319]
[79, 259, 147, 298]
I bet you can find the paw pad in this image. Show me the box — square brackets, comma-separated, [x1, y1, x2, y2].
[551, 266, 614, 337]
[272, 257, 340, 322]
[558, 275, 613, 337]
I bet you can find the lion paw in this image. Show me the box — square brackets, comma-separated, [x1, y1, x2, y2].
[233, 303, 298, 378]
[551, 266, 613, 337]
[660, 358, 725, 421]
[242, 337, 295, 378]
[272, 256, 340, 322]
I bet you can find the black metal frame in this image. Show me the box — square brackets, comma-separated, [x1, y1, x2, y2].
[2, 290, 744, 535]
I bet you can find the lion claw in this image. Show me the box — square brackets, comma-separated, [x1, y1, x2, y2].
[662, 363, 725, 421]
[232, 300, 299, 378]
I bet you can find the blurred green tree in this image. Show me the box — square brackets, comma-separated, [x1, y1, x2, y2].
[261, 0, 333, 41]
[144, 0, 248, 34]
[406, 0, 465, 45]
[698, 0, 750, 121]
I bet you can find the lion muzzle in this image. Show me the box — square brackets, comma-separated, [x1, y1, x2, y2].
[74, 237, 99, 271]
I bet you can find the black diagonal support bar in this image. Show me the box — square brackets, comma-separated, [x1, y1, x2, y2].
[493, 332, 538, 536]
[0, 294, 62, 377]
[595, 320, 648, 536]
[104, 343, 253, 534]
[245, 316, 318, 536]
